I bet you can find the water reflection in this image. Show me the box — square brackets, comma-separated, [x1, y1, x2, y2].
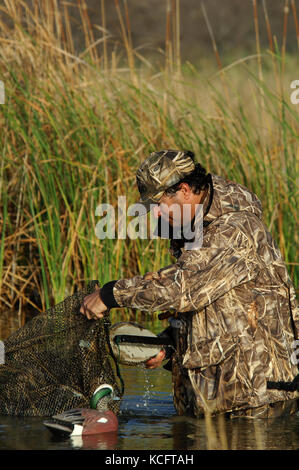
[174, 413, 299, 450]
[69, 431, 118, 450]
[1, 407, 299, 450]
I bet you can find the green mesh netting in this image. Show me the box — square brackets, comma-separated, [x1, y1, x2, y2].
[0, 281, 123, 416]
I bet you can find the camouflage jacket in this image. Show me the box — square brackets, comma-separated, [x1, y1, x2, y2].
[109, 175, 299, 416]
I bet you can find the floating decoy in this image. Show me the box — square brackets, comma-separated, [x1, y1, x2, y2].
[43, 384, 119, 438]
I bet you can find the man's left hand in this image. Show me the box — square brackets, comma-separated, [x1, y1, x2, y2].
[80, 286, 109, 320]
[145, 349, 166, 369]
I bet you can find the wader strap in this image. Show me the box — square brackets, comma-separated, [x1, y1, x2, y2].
[267, 373, 299, 392]
[203, 173, 214, 228]
[113, 335, 174, 346]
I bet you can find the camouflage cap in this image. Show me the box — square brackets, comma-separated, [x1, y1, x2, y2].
[136, 149, 196, 212]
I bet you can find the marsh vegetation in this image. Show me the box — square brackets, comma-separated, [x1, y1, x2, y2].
[0, 0, 298, 327]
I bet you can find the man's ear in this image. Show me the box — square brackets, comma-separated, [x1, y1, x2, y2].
[179, 183, 192, 200]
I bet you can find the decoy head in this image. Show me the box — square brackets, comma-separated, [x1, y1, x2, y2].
[90, 384, 120, 413]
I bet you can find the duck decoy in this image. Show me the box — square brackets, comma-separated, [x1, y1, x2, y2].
[43, 384, 119, 438]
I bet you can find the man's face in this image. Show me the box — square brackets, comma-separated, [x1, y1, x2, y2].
[152, 189, 191, 227]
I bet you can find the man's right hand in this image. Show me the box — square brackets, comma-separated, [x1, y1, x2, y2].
[80, 287, 109, 320]
[145, 349, 166, 369]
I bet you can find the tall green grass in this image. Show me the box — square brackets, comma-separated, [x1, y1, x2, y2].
[0, 0, 298, 326]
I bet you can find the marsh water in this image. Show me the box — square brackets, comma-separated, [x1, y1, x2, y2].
[0, 316, 299, 451]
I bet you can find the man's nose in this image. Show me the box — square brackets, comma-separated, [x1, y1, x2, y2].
[152, 204, 161, 218]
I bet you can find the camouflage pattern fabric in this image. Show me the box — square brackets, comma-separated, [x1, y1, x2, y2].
[0, 281, 123, 416]
[136, 149, 195, 211]
[113, 174, 299, 417]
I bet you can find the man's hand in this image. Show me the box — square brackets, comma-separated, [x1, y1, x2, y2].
[80, 286, 109, 320]
[145, 349, 166, 369]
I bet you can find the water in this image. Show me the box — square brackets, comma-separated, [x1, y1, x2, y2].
[0, 320, 299, 450]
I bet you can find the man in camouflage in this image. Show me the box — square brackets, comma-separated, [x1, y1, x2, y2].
[81, 149, 299, 418]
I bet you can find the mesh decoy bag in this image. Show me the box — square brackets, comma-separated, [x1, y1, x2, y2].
[0, 281, 123, 416]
